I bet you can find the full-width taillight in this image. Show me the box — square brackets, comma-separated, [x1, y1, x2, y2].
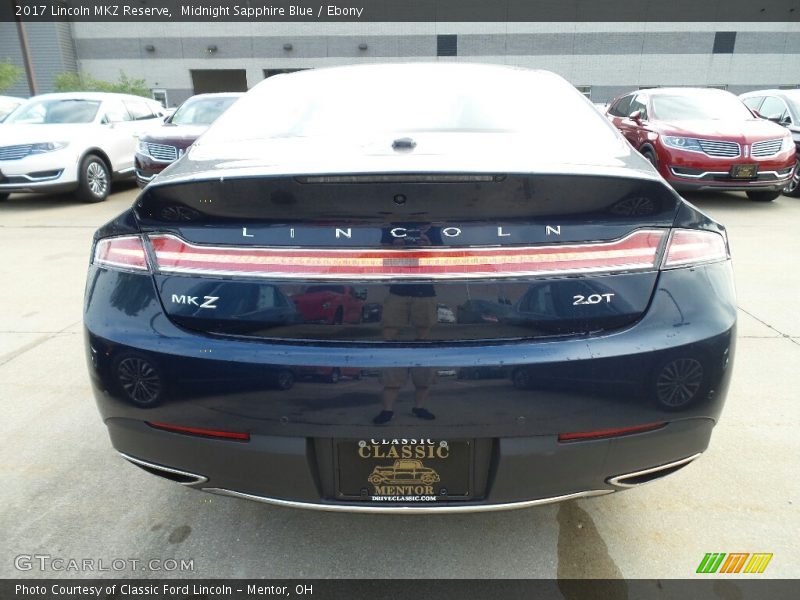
[662, 229, 728, 269]
[148, 230, 667, 280]
[93, 236, 150, 271]
[147, 421, 250, 441]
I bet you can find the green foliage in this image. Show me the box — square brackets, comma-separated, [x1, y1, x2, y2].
[53, 71, 150, 97]
[0, 60, 23, 93]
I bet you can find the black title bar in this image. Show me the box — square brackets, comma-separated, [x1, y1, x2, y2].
[1, 0, 799, 22]
[3, 579, 800, 600]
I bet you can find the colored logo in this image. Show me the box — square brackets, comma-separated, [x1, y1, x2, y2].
[696, 553, 773, 574]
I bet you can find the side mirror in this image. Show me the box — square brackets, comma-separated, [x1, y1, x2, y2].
[628, 110, 643, 124]
[780, 115, 793, 126]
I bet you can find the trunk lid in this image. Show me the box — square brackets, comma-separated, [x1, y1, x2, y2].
[135, 173, 680, 342]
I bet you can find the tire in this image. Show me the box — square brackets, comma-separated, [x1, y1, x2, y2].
[783, 158, 800, 197]
[746, 190, 781, 202]
[76, 154, 111, 203]
[641, 147, 658, 168]
[0, 193, 9, 202]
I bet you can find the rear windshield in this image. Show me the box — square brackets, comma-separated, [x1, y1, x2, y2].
[6, 99, 101, 124]
[200, 66, 618, 144]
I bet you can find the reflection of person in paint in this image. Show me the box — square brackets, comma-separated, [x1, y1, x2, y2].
[373, 224, 438, 425]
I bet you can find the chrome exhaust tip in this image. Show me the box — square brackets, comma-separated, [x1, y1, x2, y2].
[119, 452, 208, 486]
[607, 453, 702, 488]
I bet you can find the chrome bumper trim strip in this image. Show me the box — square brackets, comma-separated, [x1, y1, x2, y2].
[200, 488, 614, 513]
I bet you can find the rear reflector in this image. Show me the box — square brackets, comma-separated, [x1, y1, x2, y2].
[148, 230, 666, 280]
[94, 236, 149, 271]
[663, 229, 728, 268]
[147, 421, 250, 441]
[558, 422, 667, 442]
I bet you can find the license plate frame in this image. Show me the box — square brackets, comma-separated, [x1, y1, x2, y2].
[335, 439, 473, 502]
[730, 164, 758, 179]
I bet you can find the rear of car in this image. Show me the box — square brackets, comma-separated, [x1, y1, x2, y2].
[606, 88, 795, 202]
[84, 65, 736, 512]
[134, 93, 242, 187]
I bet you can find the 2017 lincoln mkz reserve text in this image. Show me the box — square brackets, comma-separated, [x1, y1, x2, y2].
[84, 64, 736, 512]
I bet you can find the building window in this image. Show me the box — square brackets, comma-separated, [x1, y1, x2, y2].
[437, 35, 457, 57]
[151, 89, 168, 108]
[575, 85, 591, 99]
[264, 69, 307, 79]
[713, 32, 736, 54]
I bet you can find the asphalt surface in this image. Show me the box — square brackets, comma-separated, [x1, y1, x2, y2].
[1, 183, 797, 579]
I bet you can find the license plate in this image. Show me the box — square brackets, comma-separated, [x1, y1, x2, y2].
[336, 439, 471, 502]
[730, 164, 758, 179]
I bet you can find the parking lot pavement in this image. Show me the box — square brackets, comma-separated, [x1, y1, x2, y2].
[1, 188, 798, 579]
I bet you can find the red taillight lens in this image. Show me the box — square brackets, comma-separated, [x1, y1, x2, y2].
[663, 229, 728, 269]
[558, 422, 667, 442]
[94, 236, 149, 271]
[147, 421, 250, 441]
[148, 230, 666, 280]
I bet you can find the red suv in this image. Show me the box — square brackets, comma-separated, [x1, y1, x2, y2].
[606, 88, 795, 202]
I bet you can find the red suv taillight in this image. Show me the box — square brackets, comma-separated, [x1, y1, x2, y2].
[662, 229, 729, 269]
[93, 235, 150, 271]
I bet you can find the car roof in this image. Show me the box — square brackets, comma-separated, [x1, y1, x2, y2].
[635, 87, 734, 98]
[23, 92, 161, 103]
[739, 88, 800, 98]
[184, 92, 245, 99]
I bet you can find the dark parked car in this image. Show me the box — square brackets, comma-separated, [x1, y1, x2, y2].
[606, 87, 795, 202]
[85, 64, 736, 512]
[739, 89, 800, 197]
[134, 93, 242, 187]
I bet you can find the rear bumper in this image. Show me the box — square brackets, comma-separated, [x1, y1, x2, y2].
[85, 260, 736, 509]
[109, 417, 712, 511]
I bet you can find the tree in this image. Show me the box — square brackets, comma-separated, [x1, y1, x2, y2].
[53, 71, 150, 97]
[0, 60, 23, 93]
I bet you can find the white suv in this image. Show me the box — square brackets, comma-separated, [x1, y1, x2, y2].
[0, 92, 165, 202]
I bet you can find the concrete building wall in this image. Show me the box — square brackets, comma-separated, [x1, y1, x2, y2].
[0, 21, 78, 97]
[5, 21, 799, 103]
